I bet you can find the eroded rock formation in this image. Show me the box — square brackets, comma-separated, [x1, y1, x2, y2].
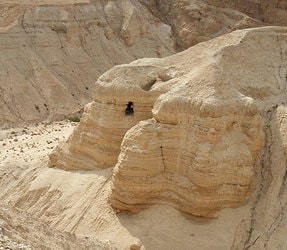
[140, 0, 287, 50]
[49, 62, 177, 170]
[0, 0, 175, 126]
[2, 0, 287, 126]
[50, 26, 287, 220]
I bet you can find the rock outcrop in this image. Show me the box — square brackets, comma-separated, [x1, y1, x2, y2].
[140, 0, 287, 50]
[49, 62, 177, 170]
[0, 0, 175, 127]
[3, 0, 287, 126]
[50, 26, 287, 219]
[0, 26, 286, 249]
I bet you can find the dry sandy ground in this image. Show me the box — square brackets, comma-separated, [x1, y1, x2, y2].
[0, 121, 75, 166]
[0, 121, 252, 249]
[1, 0, 89, 4]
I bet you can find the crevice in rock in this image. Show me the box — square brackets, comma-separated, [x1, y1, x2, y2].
[141, 78, 156, 91]
[160, 145, 166, 171]
[243, 105, 277, 249]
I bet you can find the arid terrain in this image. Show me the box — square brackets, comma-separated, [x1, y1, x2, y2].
[0, 120, 253, 249]
[1, 1, 287, 250]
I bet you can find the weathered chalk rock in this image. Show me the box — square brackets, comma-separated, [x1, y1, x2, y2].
[140, 0, 287, 50]
[0, 1, 175, 126]
[3, 0, 287, 126]
[50, 26, 287, 218]
[110, 26, 287, 218]
[49, 61, 178, 170]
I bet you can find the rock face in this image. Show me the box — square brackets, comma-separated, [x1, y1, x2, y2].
[2, 0, 287, 126]
[0, 26, 286, 249]
[140, 0, 287, 50]
[50, 26, 287, 219]
[49, 62, 177, 170]
[110, 28, 271, 218]
[0, 0, 175, 126]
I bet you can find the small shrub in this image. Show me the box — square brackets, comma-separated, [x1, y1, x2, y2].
[67, 116, 81, 122]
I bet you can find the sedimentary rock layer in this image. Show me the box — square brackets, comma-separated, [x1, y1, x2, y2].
[0, 0, 175, 126]
[50, 27, 287, 218]
[49, 62, 178, 170]
[140, 0, 287, 50]
[2, 0, 287, 126]
[112, 26, 287, 217]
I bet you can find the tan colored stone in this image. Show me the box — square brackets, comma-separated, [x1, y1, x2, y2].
[49, 63, 177, 170]
[2, 26, 287, 249]
[0, 1, 175, 127]
[49, 26, 287, 219]
[3, 0, 287, 126]
[109, 26, 287, 218]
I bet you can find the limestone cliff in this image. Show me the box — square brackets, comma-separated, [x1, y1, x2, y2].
[50, 26, 287, 221]
[48, 62, 178, 170]
[0, 0, 175, 126]
[3, 0, 287, 126]
[0, 26, 285, 249]
[140, 0, 287, 50]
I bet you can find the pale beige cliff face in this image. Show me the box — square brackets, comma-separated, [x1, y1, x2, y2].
[111, 28, 281, 218]
[49, 62, 177, 170]
[49, 27, 287, 219]
[2, 0, 287, 127]
[0, 1, 175, 127]
[2, 27, 287, 249]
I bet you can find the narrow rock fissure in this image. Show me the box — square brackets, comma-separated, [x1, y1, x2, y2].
[160, 145, 166, 171]
[244, 106, 277, 249]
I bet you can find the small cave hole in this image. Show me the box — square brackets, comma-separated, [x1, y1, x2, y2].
[43, 103, 49, 111]
[142, 79, 157, 91]
[34, 105, 40, 113]
[158, 73, 172, 82]
[125, 101, 134, 116]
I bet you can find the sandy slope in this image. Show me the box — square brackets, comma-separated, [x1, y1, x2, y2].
[2, 0, 287, 126]
[1, 27, 287, 249]
[0, 120, 255, 249]
[1, 0, 89, 4]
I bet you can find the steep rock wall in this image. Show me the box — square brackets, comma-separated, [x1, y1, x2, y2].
[141, 0, 287, 50]
[112, 27, 287, 217]
[1, 26, 287, 249]
[0, 1, 175, 126]
[3, 0, 287, 126]
[110, 27, 287, 217]
[49, 62, 178, 170]
[50, 27, 287, 218]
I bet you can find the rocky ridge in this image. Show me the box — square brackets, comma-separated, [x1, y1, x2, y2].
[0, 26, 286, 249]
[0, 0, 175, 126]
[1, 1, 287, 249]
[2, 0, 287, 126]
[50, 25, 287, 223]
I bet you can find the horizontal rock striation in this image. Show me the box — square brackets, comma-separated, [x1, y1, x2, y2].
[50, 26, 287, 218]
[0, 0, 175, 126]
[49, 62, 178, 170]
[110, 27, 287, 218]
[3, 0, 287, 126]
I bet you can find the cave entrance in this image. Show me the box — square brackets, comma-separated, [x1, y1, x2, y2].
[125, 101, 134, 116]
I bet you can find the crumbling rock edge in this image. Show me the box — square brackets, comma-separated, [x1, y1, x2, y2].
[49, 26, 287, 231]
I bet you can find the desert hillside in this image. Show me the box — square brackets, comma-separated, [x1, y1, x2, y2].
[1, 0, 287, 126]
[1, 26, 287, 249]
[1, 1, 287, 250]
